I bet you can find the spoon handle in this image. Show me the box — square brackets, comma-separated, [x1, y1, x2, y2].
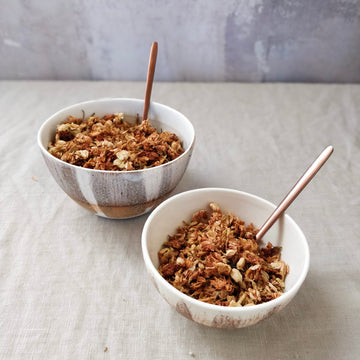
[143, 42, 158, 120]
[255, 145, 334, 241]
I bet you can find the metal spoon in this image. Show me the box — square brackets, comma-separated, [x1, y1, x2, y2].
[142, 41, 158, 121]
[256, 145, 334, 241]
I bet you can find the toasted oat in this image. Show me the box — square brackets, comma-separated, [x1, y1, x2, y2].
[48, 113, 184, 171]
[158, 203, 289, 307]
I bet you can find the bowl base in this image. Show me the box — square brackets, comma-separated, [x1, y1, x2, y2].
[70, 191, 172, 219]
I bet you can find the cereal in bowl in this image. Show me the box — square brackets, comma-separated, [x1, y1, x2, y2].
[48, 113, 184, 171]
[158, 203, 289, 307]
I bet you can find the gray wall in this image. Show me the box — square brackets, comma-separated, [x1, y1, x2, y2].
[1, 0, 360, 82]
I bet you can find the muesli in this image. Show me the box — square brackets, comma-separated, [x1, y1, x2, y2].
[48, 113, 184, 171]
[158, 203, 289, 307]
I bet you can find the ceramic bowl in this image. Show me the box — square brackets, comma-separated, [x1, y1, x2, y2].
[37, 98, 195, 219]
[142, 188, 310, 328]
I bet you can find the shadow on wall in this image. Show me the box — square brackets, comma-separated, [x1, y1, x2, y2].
[1, 0, 360, 82]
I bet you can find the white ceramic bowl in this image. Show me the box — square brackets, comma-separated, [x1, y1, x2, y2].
[142, 188, 310, 328]
[38, 98, 195, 219]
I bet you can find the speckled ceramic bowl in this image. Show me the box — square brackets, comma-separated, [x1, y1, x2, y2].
[142, 188, 310, 328]
[37, 98, 195, 219]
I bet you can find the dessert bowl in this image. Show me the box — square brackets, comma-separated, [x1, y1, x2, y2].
[37, 98, 195, 219]
[142, 188, 310, 328]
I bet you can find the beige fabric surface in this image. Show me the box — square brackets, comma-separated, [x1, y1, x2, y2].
[0, 81, 359, 359]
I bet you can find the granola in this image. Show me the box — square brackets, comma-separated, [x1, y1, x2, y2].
[48, 113, 184, 171]
[158, 203, 289, 307]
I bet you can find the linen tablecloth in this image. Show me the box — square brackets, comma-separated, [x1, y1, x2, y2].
[0, 81, 359, 359]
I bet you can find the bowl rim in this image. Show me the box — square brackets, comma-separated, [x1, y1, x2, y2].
[142, 187, 310, 313]
[37, 97, 195, 175]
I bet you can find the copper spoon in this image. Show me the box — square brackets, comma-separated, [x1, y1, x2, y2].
[142, 41, 158, 120]
[256, 145, 334, 241]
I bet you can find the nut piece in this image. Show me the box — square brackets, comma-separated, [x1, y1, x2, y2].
[115, 150, 129, 161]
[225, 249, 236, 258]
[236, 257, 246, 270]
[209, 202, 220, 212]
[176, 257, 185, 265]
[270, 261, 282, 269]
[75, 150, 89, 159]
[216, 262, 231, 275]
[230, 268, 243, 283]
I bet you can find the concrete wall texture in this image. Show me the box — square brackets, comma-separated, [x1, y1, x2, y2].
[1, 0, 360, 82]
